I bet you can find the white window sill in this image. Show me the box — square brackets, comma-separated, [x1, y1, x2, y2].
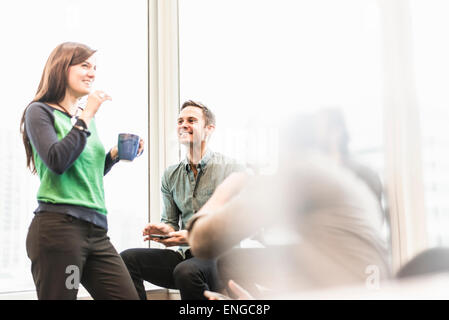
[0, 283, 170, 300]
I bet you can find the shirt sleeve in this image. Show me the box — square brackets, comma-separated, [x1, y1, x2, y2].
[160, 170, 181, 230]
[25, 103, 89, 175]
[104, 150, 120, 175]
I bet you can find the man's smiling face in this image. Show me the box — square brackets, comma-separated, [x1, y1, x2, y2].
[177, 106, 210, 146]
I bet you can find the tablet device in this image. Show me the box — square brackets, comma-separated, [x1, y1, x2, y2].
[149, 234, 171, 239]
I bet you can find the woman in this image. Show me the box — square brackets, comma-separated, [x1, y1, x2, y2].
[20, 42, 142, 300]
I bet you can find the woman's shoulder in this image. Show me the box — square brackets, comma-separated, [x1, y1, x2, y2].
[26, 101, 54, 115]
[27, 101, 53, 111]
[25, 101, 56, 124]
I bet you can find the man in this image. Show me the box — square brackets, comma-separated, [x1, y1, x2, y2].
[120, 100, 245, 300]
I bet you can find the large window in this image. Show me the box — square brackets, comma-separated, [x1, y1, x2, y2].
[0, 0, 148, 294]
[179, 0, 383, 173]
[179, 0, 384, 186]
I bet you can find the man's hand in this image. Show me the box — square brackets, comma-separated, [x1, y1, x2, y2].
[143, 222, 174, 241]
[154, 230, 189, 247]
[227, 280, 255, 299]
[204, 280, 255, 300]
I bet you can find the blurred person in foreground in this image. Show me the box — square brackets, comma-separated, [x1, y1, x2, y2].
[187, 110, 392, 299]
[120, 101, 246, 300]
[315, 107, 386, 221]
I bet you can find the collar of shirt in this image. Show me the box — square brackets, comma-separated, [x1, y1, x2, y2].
[183, 149, 213, 172]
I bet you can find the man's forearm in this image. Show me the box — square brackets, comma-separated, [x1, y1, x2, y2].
[188, 175, 280, 259]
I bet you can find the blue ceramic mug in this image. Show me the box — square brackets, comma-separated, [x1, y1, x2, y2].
[118, 133, 140, 161]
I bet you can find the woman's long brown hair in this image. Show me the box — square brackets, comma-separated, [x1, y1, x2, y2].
[20, 42, 96, 174]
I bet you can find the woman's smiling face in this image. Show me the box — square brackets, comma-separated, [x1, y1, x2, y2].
[66, 54, 96, 98]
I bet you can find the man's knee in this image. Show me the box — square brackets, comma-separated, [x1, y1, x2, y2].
[120, 248, 139, 267]
[173, 261, 201, 286]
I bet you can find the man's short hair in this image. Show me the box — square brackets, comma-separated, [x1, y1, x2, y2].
[181, 100, 216, 126]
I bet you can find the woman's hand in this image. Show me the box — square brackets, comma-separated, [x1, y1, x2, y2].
[110, 138, 143, 161]
[110, 146, 119, 161]
[79, 90, 112, 126]
[137, 138, 144, 157]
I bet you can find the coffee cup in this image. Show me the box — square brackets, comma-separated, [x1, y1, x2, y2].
[118, 133, 140, 161]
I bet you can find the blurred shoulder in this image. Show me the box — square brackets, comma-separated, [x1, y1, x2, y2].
[209, 151, 248, 173]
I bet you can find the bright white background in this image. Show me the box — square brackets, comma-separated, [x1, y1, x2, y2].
[411, 0, 449, 246]
[179, 0, 384, 174]
[0, 0, 148, 293]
